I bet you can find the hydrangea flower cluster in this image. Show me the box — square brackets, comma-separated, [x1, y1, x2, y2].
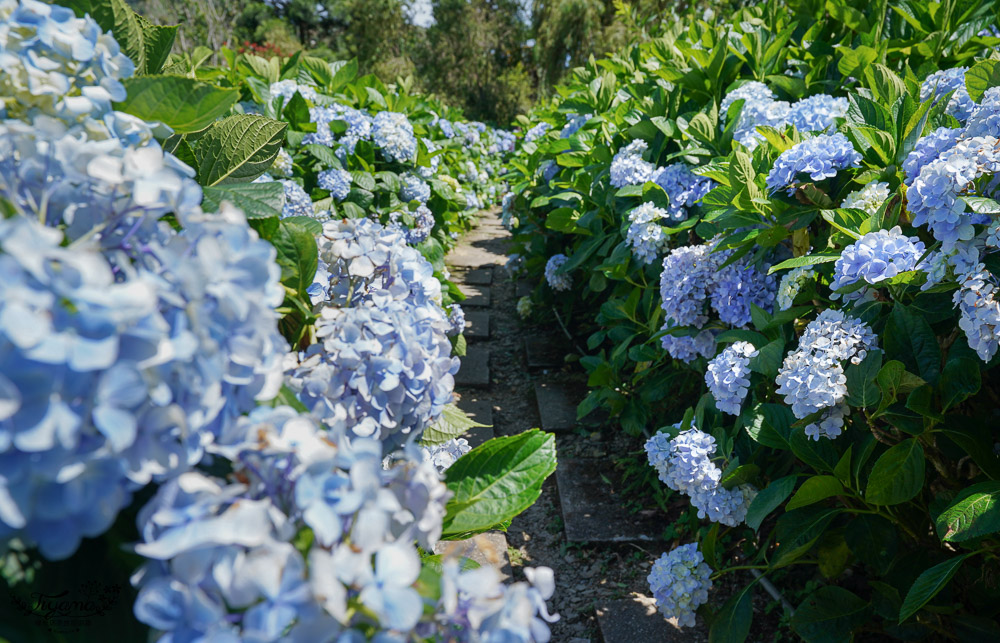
[775, 310, 878, 439]
[776, 266, 815, 310]
[709, 257, 778, 327]
[318, 167, 352, 200]
[902, 126, 964, 184]
[131, 406, 557, 641]
[501, 192, 519, 230]
[525, 122, 550, 142]
[966, 88, 1000, 138]
[907, 135, 1000, 249]
[644, 428, 755, 526]
[285, 218, 457, 450]
[304, 102, 373, 150]
[954, 264, 1000, 361]
[765, 133, 862, 195]
[830, 227, 925, 300]
[841, 181, 891, 215]
[650, 163, 715, 221]
[269, 79, 318, 103]
[705, 342, 758, 415]
[721, 83, 847, 149]
[372, 111, 417, 163]
[660, 329, 718, 363]
[787, 94, 849, 133]
[400, 173, 431, 203]
[255, 175, 315, 218]
[447, 303, 466, 336]
[626, 202, 671, 264]
[545, 254, 572, 291]
[920, 67, 975, 122]
[658, 244, 721, 328]
[422, 437, 471, 473]
[561, 113, 591, 138]
[517, 296, 533, 319]
[647, 544, 713, 628]
[610, 139, 655, 187]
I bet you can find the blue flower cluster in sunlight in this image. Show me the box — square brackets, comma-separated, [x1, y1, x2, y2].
[708, 257, 777, 327]
[626, 202, 671, 264]
[561, 113, 591, 138]
[964, 87, 1000, 139]
[650, 163, 715, 221]
[920, 67, 975, 122]
[902, 126, 963, 185]
[841, 181, 891, 215]
[788, 94, 848, 133]
[647, 544, 713, 628]
[400, 173, 431, 203]
[954, 264, 1000, 361]
[706, 341, 758, 415]
[372, 111, 417, 163]
[776, 266, 815, 310]
[775, 310, 878, 440]
[610, 139, 655, 187]
[269, 79, 318, 104]
[318, 167, 352, 200]
[831, 226, 925, 300]
[447, 303, 466, 336]
[766, 133, 862, 195]
[525, 122, 550, 141]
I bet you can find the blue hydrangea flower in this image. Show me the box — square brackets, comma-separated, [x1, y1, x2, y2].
[318, 167, 352, 200]
[446, 304, 465, 336]
[438, 118, 455, 138]
[708, 257, 777, 327]
[647, 544, 713, 628]
[775, 310, 878, 439]
[902, 126, 964, 185]
[776, 266, 815, 310]
[721, 82, 790, 149]
[541, 160, 559, 183]
[271, 148, 294, 177]
[421, 437, 470, 474]
[626, 202, 670, 264]
[610, 140, 655, 187]
[650, 164, 715, 221]
[965, 87, 1000, 138]
[400, 174, 431, 203]
[372, 111, 417, 163]
[545, 254, 572, 291]
[920, 68, 975, 122]
[765, 133, 862, 195]
[706, 342, 758, 415]
[269, 79, 318, 104]
[525, 122, 550, 142]
[644, 427, 755, 526]
[831, 226, 925, 299]
[954, 264, 1000, 361]
[277, 177, 315, 218]
[405, 205, 435, 245]
[658, 244, 722, 328]
[561, 113, 591, 138]
[788, 94, 848, 133]
[660, 329, 717, 363]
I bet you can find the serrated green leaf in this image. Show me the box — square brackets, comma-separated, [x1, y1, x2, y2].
[201, 181, 285, 219]
[965, 60, 1000, 103]
[792, 586, 871, 642]
[65, 0, 176, 75]
[194, 114, 287, 185]
[768, 252, 840, 274]
[272, 219, 318, 297]
[899, 554, 973, 623]
[935, 481, 1000, 542]
[422, 403, 489, 446]
[116, 76, 239, 133]
[865, 439, 924, 505]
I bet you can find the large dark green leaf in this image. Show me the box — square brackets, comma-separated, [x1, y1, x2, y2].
[935, 481, 1000, 542]
[745, 475, 797, 530]
[709, 581, 755, 643]
[116, 76, 239, 133]
[844, 351, 882, 408]
[884, 305, 941, 384]
[845, 514, 897, 574]
[899, 554, 973, 623]
[965, 60, 1000, 102]
[791, 586, 871, 642]
[441, 430, 557, 539]
[772, 507, 841, 568]
[865, 439, 924, 505]
[201, 181, 285, 219]
[271, 219, 318, 297]
[194, 115, 288, 186]
[786, 475, 844, 510]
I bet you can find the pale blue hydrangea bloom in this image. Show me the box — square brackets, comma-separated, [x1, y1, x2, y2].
[501, 192, 518, 230]
[626, 202, 670, 264]
[541, 160, 559, 183]
[907, 136, 1000, 249]
[422, 437, 470, 474]
[902, 126, 964, 185]
[776, 266, 815, 310]
[706, 342, 758, 415]
[318, 167, 352, 200]
[765, 133, 862, 195]
[647, 544, 713, 628]
[438, 118, 455, 138]
[269, 79, 318, 103]
[545, 254, 572, 291]
[954, 264, 1000, 361]
[965, 87, 1000, 138]
[788, 94, 848, 133]
[304, 103, 373, 148]
[831, 226, 925, 300]
[920, 67, 975, 122]
[400, 173, 431, 203]
[409, 202, 436, 242]
[255, 176, 315, 218]
[644, 427, 755, 526]
[775, 310, 878, 439]
[418, 138, 442, 179]
[446, 304, 465, 336]
[660, 330, 717, 363]
[721, 81, 790, 149]
[841, 181, 891, 215]
[372, 111, 417, 163]
[561, 113, 591, 138]
[610, 140, 655, 187]
[658, 244, 722, 328]
[525, 122, 550, 141]
[650, 163, 715, 221]
[708, 257, 777, 327]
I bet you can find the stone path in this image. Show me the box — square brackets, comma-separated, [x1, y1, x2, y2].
[442, 209, 699, 642]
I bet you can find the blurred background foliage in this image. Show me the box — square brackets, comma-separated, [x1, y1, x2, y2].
[128, 0, 742, 123]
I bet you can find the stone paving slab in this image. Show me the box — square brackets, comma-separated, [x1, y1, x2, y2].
[464, 424, 495, 448]
[524, 336, 568, 369]
[448, 245, 507, 268]
[434, 532, 511, 580]
[464, 311, 490, 339]
[454, 394, 495, 447]
[458, 284, 491, 307]
[556, 459, 664, 543]
[455, 346, 490, 388]
[533, 381, 581, 433]
[596, 597, 687, 643]
[516, 280, 534, 298]
[463, 268, 493, 285]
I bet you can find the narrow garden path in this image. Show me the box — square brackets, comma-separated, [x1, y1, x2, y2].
[443, 210, 708, 643]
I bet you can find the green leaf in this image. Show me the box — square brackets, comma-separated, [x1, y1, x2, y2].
[116, 75, 239, 133]
[329, 59, 359, 92]
[745, 475, 797, 530]
[935, 481, 1000, 542]
[844, 351, 882, 408]
[899, 553, 974, 623]
[790, 427, 840, 473]
[194, 114, 287, 186]
[201, 181, 285, 219]
[272, 219, 318, 297]
[748, 339, 785, 380]
[772, 507, 841, 568]
[845, 514, 897, 574]
[965, 60, 1000, 103]
[939, 356, 981, 411]
[720, 464, 760, 490]
[865, 439, 925, 505]
[744, 403, 794, 450]
[961, 196, 1000, 214]
[791, 586, 871, 643]
[768, 252, 840, 274]
[786, 475, 844, 510]
[65, 0, 177, 75]
[441, 430, 557, 539]
[422, 403, 490, 446]
[709, 581, 754, 643]
[884, 305, 941, 384]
